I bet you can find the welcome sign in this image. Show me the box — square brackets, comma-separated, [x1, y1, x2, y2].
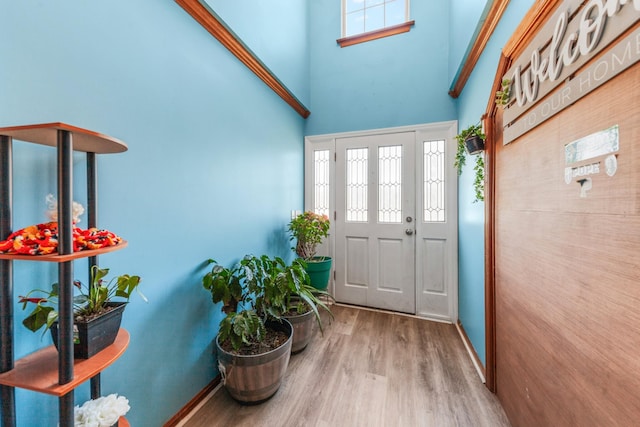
[502, 0, 640, 144]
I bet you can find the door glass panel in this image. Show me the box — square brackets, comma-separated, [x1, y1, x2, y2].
[423, 140, 445, 222]
[314, 150, 330, 217]
[378, 145, 402, 223]
[346, 148, 368, 222]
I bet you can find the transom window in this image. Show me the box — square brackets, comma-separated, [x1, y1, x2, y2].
[342, 0, 410, 38]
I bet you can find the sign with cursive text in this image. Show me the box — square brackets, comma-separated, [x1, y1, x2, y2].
[502, 0, 640, 144]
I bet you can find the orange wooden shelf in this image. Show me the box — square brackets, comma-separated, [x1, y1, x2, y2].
[0, 241, 127, 262]
[0, 329, 129, 396]
[0, 122, 127, 153]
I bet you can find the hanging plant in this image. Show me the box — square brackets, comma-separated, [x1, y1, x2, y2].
[473, 154, 485, 203]
[495, 78, 512, 107]
[454, 123, 486, 203]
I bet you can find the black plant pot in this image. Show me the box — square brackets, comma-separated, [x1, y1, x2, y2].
[464, 135, 485, 155]
[51, 302, 126, 359]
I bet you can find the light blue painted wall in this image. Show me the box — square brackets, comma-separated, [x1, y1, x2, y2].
[306, 0, 457, 136]
[449, 0, 490, 85]
[0, 0, 306, 425]
[203, 0, 310, 107]
[455, 0, 535, 366]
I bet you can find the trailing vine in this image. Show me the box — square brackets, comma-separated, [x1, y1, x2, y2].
[454, 123, 484, 175]
[473, 154, 485, 203]
[454, 135, 467, 175]
[455, 123, 486, 203]
[495, 78, 512, 107]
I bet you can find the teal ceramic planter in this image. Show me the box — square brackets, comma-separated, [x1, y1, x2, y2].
[305, 257, 332, 290]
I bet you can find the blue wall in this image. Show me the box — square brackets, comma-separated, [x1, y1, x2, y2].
[449, 0, 491, 86]
[1, 0, 307, 425]
[455, 0, 535, 366]
[306, 0, 457, 136]
[203, 0, 310, 107]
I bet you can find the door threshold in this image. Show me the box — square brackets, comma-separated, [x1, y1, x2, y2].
[334, 302, 452, 324]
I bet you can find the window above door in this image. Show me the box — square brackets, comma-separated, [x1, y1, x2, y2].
[338, 0, 414, 48]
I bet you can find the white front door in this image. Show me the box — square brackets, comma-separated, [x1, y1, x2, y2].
[334, 132, 416, 313]
[304, 122, 458, 321]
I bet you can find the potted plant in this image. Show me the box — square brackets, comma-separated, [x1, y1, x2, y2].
[258, 257, 334, 353]
[454, 123, 486, 203]
[282, 289, 333, 353]
[495, 78, 512, 107]
[288, 211, 332, 290]
[19, 265, 145, 358]
[202, 254, 299, 403]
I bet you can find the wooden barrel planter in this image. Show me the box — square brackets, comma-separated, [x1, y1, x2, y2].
[284, 308, 314, 354]
[216, 319, 293, 404]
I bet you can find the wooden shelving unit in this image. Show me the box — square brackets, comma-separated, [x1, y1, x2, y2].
[0, 329, 129, 396]
[0, 241, 128, 262]
[0, 123, 130, 427]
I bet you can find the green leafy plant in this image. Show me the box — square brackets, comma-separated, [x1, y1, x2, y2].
[495, 78, 512, 106]
[253, 256, 334, 333]
[203, 254, 331, 352]
[19, 265, 144, 334]
[473, 155, 485, 203]
[288, 211, 330, 261]
[454, 123, 486, 203]
[203, 255, 258, 350]
[454, 124, 485, 175]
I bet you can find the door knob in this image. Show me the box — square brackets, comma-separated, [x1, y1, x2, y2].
[405, 229, 414, 236]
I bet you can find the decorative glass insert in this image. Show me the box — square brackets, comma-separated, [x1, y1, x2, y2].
[378, 145, 402, 223]
[343, 0, 409, 37]
[314, 150, 330, 217]
[346, 148, 368, 222]
[423, 140, 446, 222]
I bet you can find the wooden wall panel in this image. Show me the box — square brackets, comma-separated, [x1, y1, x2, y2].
[494, 61, 640, 426]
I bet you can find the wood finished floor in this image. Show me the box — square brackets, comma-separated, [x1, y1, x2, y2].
[178, 305, 511, 427]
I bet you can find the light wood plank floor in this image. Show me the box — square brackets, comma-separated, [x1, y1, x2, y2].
[178, 304, 511, 427]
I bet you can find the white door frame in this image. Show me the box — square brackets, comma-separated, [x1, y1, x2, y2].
[304, 121, 458, 322]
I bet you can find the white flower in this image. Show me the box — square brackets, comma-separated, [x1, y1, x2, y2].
[73, 394, 130, 427]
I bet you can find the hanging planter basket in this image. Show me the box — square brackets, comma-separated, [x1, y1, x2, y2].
[464, 135, 485, 155]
